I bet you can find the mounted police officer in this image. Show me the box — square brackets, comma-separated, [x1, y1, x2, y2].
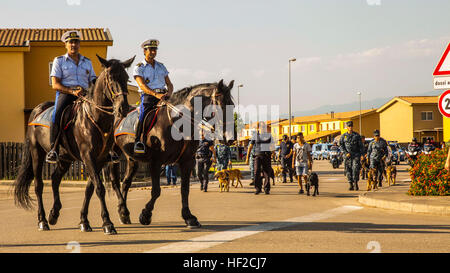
[339, 121, 364, 191]
[46, 30, 96, 163]
[280, 134, 294, 183]
[367, 129, 388, 187]
[196, 131, 216, 192]
[133, 39, 174, 154]
[215, 142, 231, 171]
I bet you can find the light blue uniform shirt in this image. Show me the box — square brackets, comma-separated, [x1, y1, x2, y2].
[50, 53, 96, 91]
[133, 59, 169, 93]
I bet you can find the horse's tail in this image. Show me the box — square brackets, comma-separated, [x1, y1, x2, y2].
[14, 138, 35, 209]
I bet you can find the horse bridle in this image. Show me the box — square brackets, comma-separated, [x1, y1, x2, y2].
[81, 71, 128, 116]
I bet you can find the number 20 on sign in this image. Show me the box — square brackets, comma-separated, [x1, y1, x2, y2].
[438, 90, 450, 118]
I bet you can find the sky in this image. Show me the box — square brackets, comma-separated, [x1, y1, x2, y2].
[2, 0, 450, 119]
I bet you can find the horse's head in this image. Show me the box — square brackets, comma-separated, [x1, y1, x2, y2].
[192, 79, 235, 142]
[96, 54, 135, 117]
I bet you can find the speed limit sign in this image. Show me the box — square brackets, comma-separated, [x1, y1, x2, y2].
[438, 90, 450, 118]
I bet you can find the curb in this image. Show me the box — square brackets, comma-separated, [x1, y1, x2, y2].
[358, 192, 450, 216]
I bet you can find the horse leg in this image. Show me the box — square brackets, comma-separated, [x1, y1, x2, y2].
[79, 178, 94, 232]
[31, 146, 48, 231]
[81, 154, 116, 235]
[108, 161, 131, 224]
[139, 163, 161, 226]
[48, 160, 71, 225]
[179, 160, 201, 228]
[121, 159, 138, 204]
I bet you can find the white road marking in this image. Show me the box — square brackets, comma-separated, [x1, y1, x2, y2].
[145, 205, 363, 253]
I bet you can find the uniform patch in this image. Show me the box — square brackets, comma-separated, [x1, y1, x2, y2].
[86, 69, 89, 74]
[137, 62, 143, 67]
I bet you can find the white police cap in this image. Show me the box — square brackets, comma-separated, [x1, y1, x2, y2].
[61, 30, 82, 43]
[141, 39, 159, 49]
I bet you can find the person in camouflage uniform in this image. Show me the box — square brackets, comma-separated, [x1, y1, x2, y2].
[367, 129, 389, 187]
[215, 142, 232, 171]
[340, 121, 364, 191]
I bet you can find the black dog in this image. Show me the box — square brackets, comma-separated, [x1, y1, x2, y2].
[306, 172, 319, 196]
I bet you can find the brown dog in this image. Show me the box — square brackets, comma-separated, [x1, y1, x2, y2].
[226, 169, 243, 188]
[367, 168, 378, 191]
[273, 166, 283, 184]
[360, 156, 369, 180]
[214, 170, 230, 192]
[385, 165, 397, 186]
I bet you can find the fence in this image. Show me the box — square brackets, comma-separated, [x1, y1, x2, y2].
[0, 142, 153, 181]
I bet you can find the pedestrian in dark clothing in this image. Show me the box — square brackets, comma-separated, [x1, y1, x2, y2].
[280, 134, 294, 183]
[196, 132, 215, 192]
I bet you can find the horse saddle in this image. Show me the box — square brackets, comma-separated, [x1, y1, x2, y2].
[28, 103, 79, 130]
[114, 107, 160, 137]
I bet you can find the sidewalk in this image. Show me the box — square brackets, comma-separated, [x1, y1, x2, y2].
[358, 179, 450, 216]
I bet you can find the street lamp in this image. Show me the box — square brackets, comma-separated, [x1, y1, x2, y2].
[237, 84, 243, 146]
[357, 92, 362, 134]
[289, 58, 296, 139]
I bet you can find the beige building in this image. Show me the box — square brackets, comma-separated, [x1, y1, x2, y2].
[376, 96, 442, 143]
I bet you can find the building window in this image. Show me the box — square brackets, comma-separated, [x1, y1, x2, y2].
[310, 125, 314, 132]
[421, 111, 433, 121]
[301, 125, 306, 132]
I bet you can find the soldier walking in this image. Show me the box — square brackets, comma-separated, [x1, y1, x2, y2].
[196, 132, 216, 192]
[215, 142, 232, 171]
[339, 121, 364, 191]
[367, 129, 388, 187]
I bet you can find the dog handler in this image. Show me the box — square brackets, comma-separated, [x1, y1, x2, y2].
[340, 121, 364, 191]
[292, 132, 312, 194]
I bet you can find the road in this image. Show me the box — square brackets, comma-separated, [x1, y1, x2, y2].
[0, 160, 449, 253]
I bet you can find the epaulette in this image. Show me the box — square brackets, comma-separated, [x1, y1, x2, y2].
[84, 56, 91, 61]
[56, 56, 64, 59]
[137, 62, 143, 67]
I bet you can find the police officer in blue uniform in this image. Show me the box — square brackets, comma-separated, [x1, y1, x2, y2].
[133, 39, 174, 154]
[367, 129, 389, 187]
[339, 121, 364, 191]
[46, 30, 96, 163]
[196, 131, 216, 192]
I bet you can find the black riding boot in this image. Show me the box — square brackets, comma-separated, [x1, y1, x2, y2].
[354, 182, 359, 191]
[134, 120, 146, 154]
[46, 123, 60, 164]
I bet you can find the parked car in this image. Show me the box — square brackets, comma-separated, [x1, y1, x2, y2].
[311, 144, 322, 160]
[321, 143, 334, 160]
[388, 143, 400, 165]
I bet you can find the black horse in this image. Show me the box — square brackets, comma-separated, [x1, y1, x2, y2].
[14, 55, 135, 235]
[108, 80, 235, 228]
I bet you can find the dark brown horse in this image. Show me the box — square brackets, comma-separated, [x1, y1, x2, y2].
[14, 55, 135, 235]
[108, 80, 235, 228]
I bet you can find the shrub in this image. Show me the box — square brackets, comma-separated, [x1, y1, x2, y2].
[408, 148, 450, 196]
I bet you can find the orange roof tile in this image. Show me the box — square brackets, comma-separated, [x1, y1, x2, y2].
[0, 28, 112, 47]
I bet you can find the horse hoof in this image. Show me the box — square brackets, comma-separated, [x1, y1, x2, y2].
[185, 219, 202, 229]
[38, 221, 50, 231]
[48, 210, 59, 225]
[120, 215, 132, 225]
[80, 223, 92, 232]
[103, 224, 117, 235]
[139, 211, 151, 226]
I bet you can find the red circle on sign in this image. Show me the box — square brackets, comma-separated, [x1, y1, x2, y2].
[438, 90, 450, 118]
